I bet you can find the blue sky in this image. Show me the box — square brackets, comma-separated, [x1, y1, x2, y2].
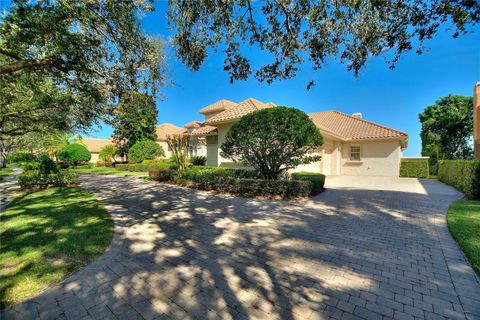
[6, 2, 476, 156]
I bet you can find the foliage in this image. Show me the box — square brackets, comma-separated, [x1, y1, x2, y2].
[291, 172, 326, 195]
[99, 145, 120, 163]
[189, 155, 207, 166]
[72, 166, 146, 177]
[7, 151, 37, 163]
[149, 167, 322, 199]
[447, 199, 480, 274]
[18, 170, 78, 190]
[111, 91, 159, 152]
[116, 161, 174, 172]
[168, 0, 479, 87]
[438, 160, 480, 199]
[221, 107, 323, 179]
[38, 155, 58, 175]
[58, 143, 91, 165]
[0, 167, 13, 182]
[419, 95, 474, 173]
[0, 187, 113, 307]
[400, 159, 429, 178]
[127, 140, 165, 163]
[167, 134, 190, 170]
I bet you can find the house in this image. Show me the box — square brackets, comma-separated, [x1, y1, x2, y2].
[192, 98, 409, 177]
[184, 121, 207, 157]
[80, 138, 118, 163]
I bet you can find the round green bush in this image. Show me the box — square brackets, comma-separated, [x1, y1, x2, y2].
[58, 143, 91, 165]
[128, 140, 165, 163]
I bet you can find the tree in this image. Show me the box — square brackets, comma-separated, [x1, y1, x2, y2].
[221, 107, 323, 179]
[128, 140, 165, 163]
[168, 0, 479, 88]
[167, 134, 190, 170]
[111, 91, 159, 154]
[419, 95, 474, 171]
[99, 145, 120, 163]
[58, 143, 91, 165]
[0, 1, 165, 162]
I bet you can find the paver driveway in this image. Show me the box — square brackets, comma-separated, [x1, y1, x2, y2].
[2, 175, 479, 320]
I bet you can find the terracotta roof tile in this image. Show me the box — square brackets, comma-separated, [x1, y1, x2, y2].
[184, 120, 202, 128]
[80, 138, 116, 153]
[205, 98, 276, 124]
[309, 111, 408, 140]
[198, 99, 237, 115]
[191, 125, 217, 136]
[155, 123, 186, 141]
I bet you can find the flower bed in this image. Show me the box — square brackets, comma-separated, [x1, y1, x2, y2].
[149, 167, 325, 199]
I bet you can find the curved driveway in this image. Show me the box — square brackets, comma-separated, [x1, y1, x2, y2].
[2, 175, 479, 320]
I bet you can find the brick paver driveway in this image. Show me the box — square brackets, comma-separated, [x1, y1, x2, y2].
[2, 175, 479, 320]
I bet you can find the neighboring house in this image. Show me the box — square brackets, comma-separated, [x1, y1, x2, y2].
[80, 138, 118, 163]
[155, 123, 186, 158]
[184, 121, 207, 157]
[193, 98, 408, 177]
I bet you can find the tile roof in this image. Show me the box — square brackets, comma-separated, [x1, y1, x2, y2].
[155, 123, 187, 141]
[80, 138, 116, 153]
[191, 125, 218, 136]
[308, 111, 408, 141]
[205, 98, 276, 124]
[184, 120, 202, 128]
[198, 99, 237, 115]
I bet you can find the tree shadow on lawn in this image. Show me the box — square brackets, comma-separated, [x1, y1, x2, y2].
[2, 175, 477, 320]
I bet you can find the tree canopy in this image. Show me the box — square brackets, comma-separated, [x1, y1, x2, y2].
[419, 95, 474, 166]
[221, 107, 323, 179]
[168, 0, 479, 88]
[128, 140, 165, 163]
[111, 90, 159, 152]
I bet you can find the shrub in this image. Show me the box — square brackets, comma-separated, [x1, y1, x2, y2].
[58, 143, 91, 165]
[189, 156, 207, 166]
[400, 159, 429, 178]
[128, 140, 165, 163]
[438, 160, 480, 199]
[19, 161, 40, 171]
[7, 152, 37, 163]
[116, 161, 174, 172]
[38, 155, 58, 174]
[291, 172, 326, 195]
[99, 144, 119, 163]
[18, 170, 79, 190]
[148, 169, 173, 182]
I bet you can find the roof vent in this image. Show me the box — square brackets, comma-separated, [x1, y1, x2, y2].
[352, 112, 362, 119]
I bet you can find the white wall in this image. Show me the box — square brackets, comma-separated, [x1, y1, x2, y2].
[156, 141, 171, 158]
[206, 135, 218, 166]
[340, 140, 402, 177]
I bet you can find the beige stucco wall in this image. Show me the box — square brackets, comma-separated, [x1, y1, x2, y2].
[217, 123, 235, 166]
[156, 141, 170, 159]
[340, 140, 402, 177]
[90, 153, 99, 163]
[206, 135, 219, 166]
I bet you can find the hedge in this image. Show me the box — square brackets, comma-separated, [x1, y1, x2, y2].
[18, 170, 79, 190]
[438, 160, 480, 199]
[291, 171, 326, 195]
[400, 159, 429, 178]
[149, 167, 318, 198]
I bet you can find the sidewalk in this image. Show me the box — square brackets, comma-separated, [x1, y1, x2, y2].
[0, 167, 22, 213]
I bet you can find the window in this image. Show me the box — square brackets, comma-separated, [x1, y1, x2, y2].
[350, 146, 361, 161]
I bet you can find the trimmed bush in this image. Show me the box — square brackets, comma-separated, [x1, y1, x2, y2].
[7, 152, 37, 163]
[38, 155, 58, 175]
[400, 159, 429, 178]
[291, 172, 326, 195]
[18, 170, 79, 190]
[116, 161, 174, 172]
[438, 160, 480, 199]
[58, 143, 91, 165]
[189, 156, 207, 166]
[99, 144, 119, 163]
[128, 140, 165, 163]
[148, 169, 173, 182]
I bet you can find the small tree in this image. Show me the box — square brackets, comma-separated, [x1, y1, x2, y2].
[99, 145, 120, 163]
[128, 140, 164, 163]
[221, 107, 323, 179]
[58, 143, 91, 166]
[167, 134, 190, 170]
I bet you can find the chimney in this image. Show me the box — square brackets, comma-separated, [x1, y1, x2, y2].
[474, 83, 480, 160]
[352, 112, 362, 119]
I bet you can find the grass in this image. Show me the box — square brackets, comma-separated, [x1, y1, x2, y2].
[447, 199, 480, 274]
[0, 167, 13, 182]
[72, 166, 147, 176]
[0, 187, 113, 308]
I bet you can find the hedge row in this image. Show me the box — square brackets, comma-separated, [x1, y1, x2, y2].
[400, 159, 429, 178]
[149, 168, 325, 198]
[18, 170, 79, 190]
[438, 160, 480, 199]
[115, 161, 174, 172]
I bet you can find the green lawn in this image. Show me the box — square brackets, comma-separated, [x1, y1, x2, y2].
[0, 187, 113, 307]
[73, 166, 147, 176]
[447, 199, 480, 274]
[0, 167, 13, 182]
